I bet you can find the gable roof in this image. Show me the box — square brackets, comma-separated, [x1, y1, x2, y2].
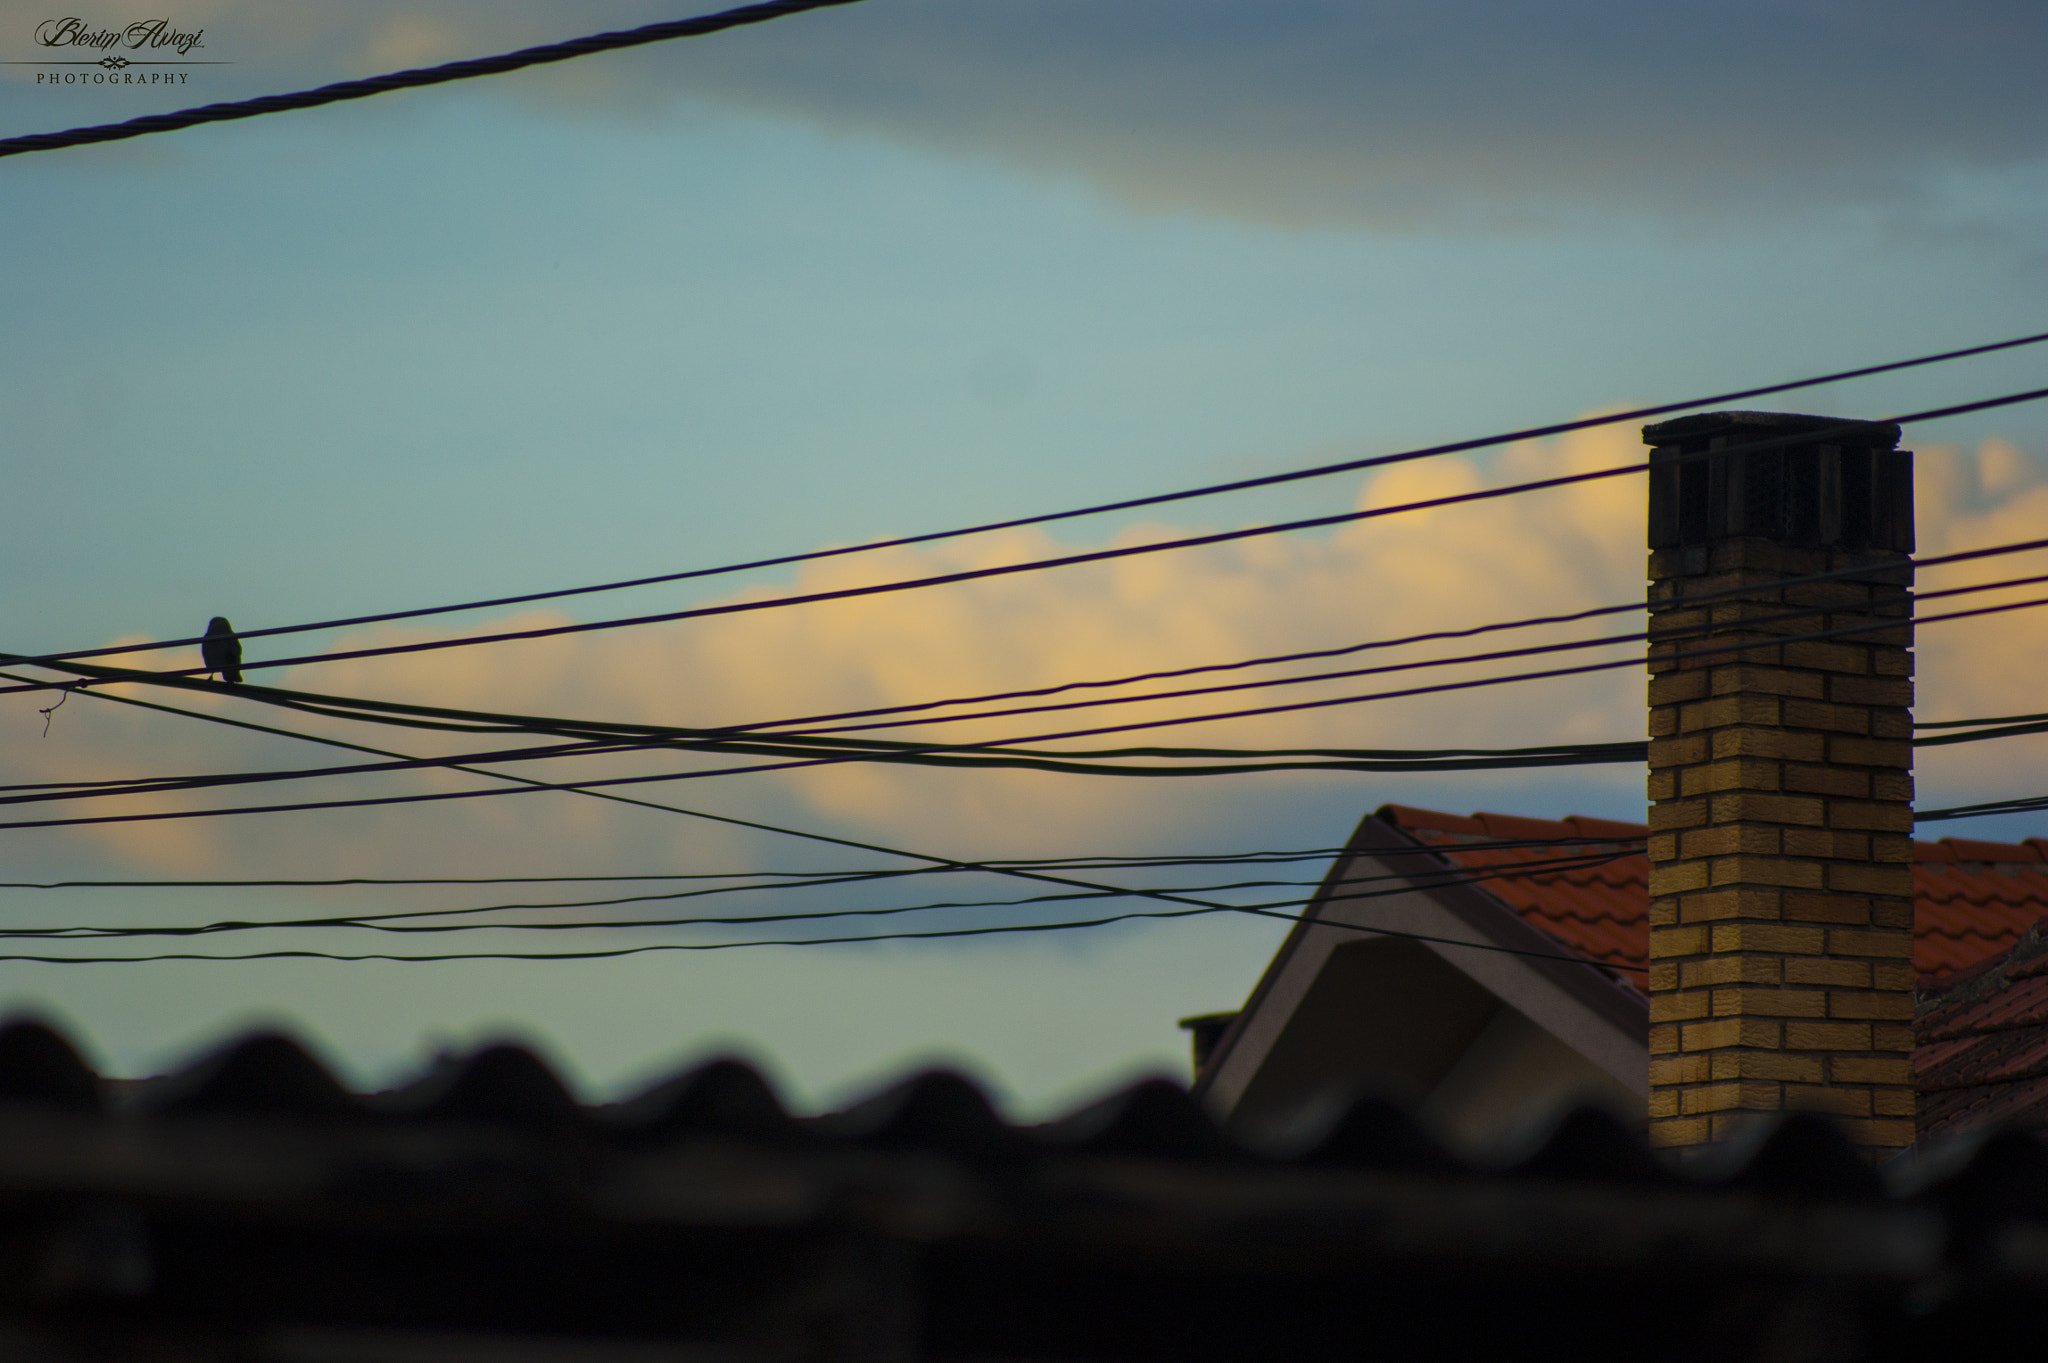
[1379, 804, 2048, 982]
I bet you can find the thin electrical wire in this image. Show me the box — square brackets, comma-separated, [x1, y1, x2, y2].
[10, 589, 2047, 831]
[0, 671, 1320, 926]
[10, 848, 1636, 938]
[8, 382, 2039, 683]
[3, 835, 1650, 889]
[0, 859, 1649, 974]
[0, 674, 1655, 976]
[18, 549, 2046, 770]
[0, 1, 865, 159]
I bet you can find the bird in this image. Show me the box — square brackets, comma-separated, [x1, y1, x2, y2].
[201, 616, 243, 685]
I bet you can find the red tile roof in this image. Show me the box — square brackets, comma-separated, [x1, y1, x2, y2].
[1377, 804, 2048, 982]
[1914, 926, 2048, 1140]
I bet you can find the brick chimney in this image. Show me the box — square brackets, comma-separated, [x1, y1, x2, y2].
[1643, 411, 1916, 1158]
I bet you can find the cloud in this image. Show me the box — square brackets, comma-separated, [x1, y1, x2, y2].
[4, 1, 2043, 232]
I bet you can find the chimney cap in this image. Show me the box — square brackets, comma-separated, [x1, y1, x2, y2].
[1643, 410, 1901, 448]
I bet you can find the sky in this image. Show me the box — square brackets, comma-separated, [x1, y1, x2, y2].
[1, 0, 2045, 1113]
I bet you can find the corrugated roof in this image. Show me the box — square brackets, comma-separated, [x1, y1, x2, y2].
[1378, 804, 2048, 982]
[3, 1015, 2048, 1359]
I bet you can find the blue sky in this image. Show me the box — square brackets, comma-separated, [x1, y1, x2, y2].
[1, 0, 2045, 1109]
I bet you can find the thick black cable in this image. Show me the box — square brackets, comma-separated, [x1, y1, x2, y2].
[0, 676, 1653, 975]
[19, 549, 2046, 761]
[10, 589, 2046, 831]
[0, 1, 865, 159]
[0, 672, 1302, 923]
[1915, 796, 2048, 824]
[13, 378, 2048, 683]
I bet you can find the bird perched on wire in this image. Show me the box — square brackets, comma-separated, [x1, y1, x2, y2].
[201, 616, 243, 685]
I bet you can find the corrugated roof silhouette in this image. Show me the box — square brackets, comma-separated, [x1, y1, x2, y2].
[2, 1016, 2048, 1356]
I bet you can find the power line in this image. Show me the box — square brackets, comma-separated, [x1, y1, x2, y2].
[0, 671, 1318, 925]
[0, 1, 866, 159]
[1915, 795, 2048, 824]
[18, 536, 2048, 755]
[0, 849, 1638, 939]
[0, 674, 1653, 975]
[9, 585, 2046, 830]
[0, 855, 1649, 974]
[14, 372, 2048, 683]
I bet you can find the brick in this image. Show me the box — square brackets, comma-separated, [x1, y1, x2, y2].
[1713, 986, 1826, 1018]
[1647, 1117, 1712, 1147]
[1648, 769, 1677, 801]
[1781, 957, 1870, 988]
[1711, 856, 1824, 890]
[1649, 1023, 1680, 1055]
[1782, 764, 1869, 798]
[1649, 899, 1680, 927]
[1680, 824, 1778, 858]
[1713, 727, 1825, 762]
[1870, 900, 1914, 930]
[1681, 954, 1781, 988]
[1828, 801, 1913, 833]
[1682, 759, 1782, 796]
[1829, 736, 1912, 768]
[1712, 664, 1825, 700]
[1649, 990, 1713, 1023]
[1783, 1085, 1870, 1116]
[1647, 832, 1678, 862]
[1710, 923, 1824, 955]
[1650, 1054, 1712, 1086]
[1781, 893, 1871, 925]
[1826, 928, 1915, 959]
[1681, 695, 1779, 732]
[1649, 671, 1710, 705]
[1781, 827, 1867, 860]
[1680, 887, 1780, 923]
[1683, 1017, 1780, 1051]
[1783, 640, 1870, 674]
[1648, 798, 1709, 832]
[1712, 1049, 1822, 1083]
[1871, 1088, 1917, 1118]
[1648, 862, 1711, 896]
[1784, 1020, 1870, 1050]
[1648, 734, 1710, 767]
[1871, 648, 1914, 676]
[1683, 1081, 1781, 1115]
[1829, 989, 1915, 1020]
[1869, 710, 1912, 739]
[1871, 1024, 1917, 1052]
[1649, 925, 1710, 959]
[1826, 862, 1913, 896]
[1871, 962, 1917, 991]
[1871, 770, 1915, 802]
[1830, 1056, 1914, 1085]
[1647, 962, 1679, 992]
[1646, 1088, 1680, 1118]
[1871, 833, 1914, 863]
[1707, 792, 1824, 826]
[1779, 698, 1868, 734]
[1830, 675, 1912, 706]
